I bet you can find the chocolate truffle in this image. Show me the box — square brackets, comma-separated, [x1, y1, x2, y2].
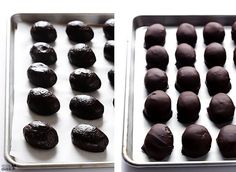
[231, 21, 236, 43]
[207, 93, 235, 124]
[175, 43, 196, 69]
[217, 125, 236, 158]
[206, 66, 231, 96]
[144, 68, 168, 93]
[71, 124, 109, 152]
[30, 42, 57, 65]
[204, 42, 226, 68]
[203, 22, 225, 45]
[177, 91, 200, 123]
[175, 66, 200, 94]
[103, 18, 114, 40]
[143, 90, 172, 123]
[182, 124, 212, 158]
[69, 95, 104, 120]
[176, 23, 197, 47]
[69, 68, 101, 92]
[145, 45, 169, 70]
[142, 124, 174, 160]
[23, 120, 58, 149]
[66, 21, 94, 43]
[30, 21, 57, 43]
[68, 43, 96, 67]
[108, 69, 114, 87]
[144, 23, 166, 49]
[233, 48, 236, 65]
[104, 40, 114, 63]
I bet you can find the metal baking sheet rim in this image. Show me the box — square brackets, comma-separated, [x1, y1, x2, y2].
[4, 13, 114, 169]
[122, 15, 236, 168]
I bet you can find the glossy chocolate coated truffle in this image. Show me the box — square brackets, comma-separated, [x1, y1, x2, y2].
[206, 66, 231, 96]
[231, 21, 236, 43]
[203, 22, 225, 45]
[30, 21, 57, 43]
[146, 45, 169, 70]
[71, 124, 109, 152]
[182, 124, 212, 158]
[177, 91, 200, 123]
[23, 121, 58, 149]
[104, 40, 114, 63]
[175, 66, 200, 94]
[27, 87, 60, 115]
[69, 68, 101, 92]
[144, 24, 166, 49]
[142, 124, 173, 160]
[108, 69, 114, 87]
[68, 43, 96, 67]
[30, 42, 57, 65]
[144, 68, 168, 93]
[103, 18, 114, 40]
[207, 93, 235, 124]
[176, 23, 197, 47]
[143, 90, 172, 123]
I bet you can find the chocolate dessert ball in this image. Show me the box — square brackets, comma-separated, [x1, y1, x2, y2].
[69, 95, 104, 120]
[144, 23, 166, 49]
[143, 90, 172, 123]
[203, 22, 225, 45]
[66, 21, 94, 43]
[177, 91, 200, 123]
[30, 42, 57, 65]
[176, 23, 197, 47]
[182, 124, 212, 158]
[104, 40, 114, 63]
[231, 21, 236, 43]
[233, 48, 236, 65]
[207, 93, 235, 124]
[142, 124, 173, 160]
[146, 45, 169, 70]
[108, 69, 114, 87]
[71, 124, 109, 152]
[30, 21, 57, 43]
[217, 125, 236, 158]
[175, 67, 200, 94]
[206, 66, 231, 96]
[69, 68, 101, 92]
[23, 121, 58, 149]
[144, 68, 168, 93]
[175, 43, 196, 69]
[27, 87, 60, 115]
[103, 18, 114, 40]
[204, 42, 226, 68]
[27, 63, 57, 88]
[68, 43, 96, 67]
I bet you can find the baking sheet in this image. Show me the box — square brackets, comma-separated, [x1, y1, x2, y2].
[5, 13, 114, 168]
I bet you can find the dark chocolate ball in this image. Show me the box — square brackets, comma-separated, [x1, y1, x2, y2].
[176, 23, 197, 47]
[175, 43, 196, 69]
[175, 66, 200, 94]
[231, 21, 236, 43]
[146, 45, 169, 70]
[142, 124, 174, 160]
[144, 24, 166, 49]
[69, 95, 104, 120]
[108, 69, 114, 87]
[217, 125, 236, 158]
[177, 91, 200, 123]
[233, 48, 236, 66]
[68, 43, 96, 67]
[144, 68, 168, 93]
[23, 120, 58, 149]
[66, 21, 94, 43]
[30, 42, 57, 65]
[143, 90, 172, 123]
[203, 22, 225, 45]
[71, 124, 109, 152]
[104, 40, 114, 63]
[182, 124, 212, 158]
[103, 18, 114, 40]
[30, 21, 57, 43]
[204, 42, 226, 68]
[206, 66, 231, 96]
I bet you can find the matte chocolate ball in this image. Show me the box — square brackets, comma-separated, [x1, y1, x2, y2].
[231, 21, 236, 43]
[103, 18, 114, 40]
[104, 40, 114, 63]
[176, 23, 197, 47]
[203, 22, 225, 45]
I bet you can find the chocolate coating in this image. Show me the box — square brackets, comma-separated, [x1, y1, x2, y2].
[104, 40, 114, 63]
[27, 87, 60, 115]
[108, 69, 114, 87]
[231, 21, 236, 43]
[71, 124, 109, 152]
[103, 18, 114, 40]
[143, 90, 172, 123]
[233, 48, 236, 66]
[176, 23, 197, 47]
[69, 95, 104, 120]
[203, 22, 225, 45]
[142, 124, 174, 160]
[182, 124, 212, 158]
[30, 21, 57, 43]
